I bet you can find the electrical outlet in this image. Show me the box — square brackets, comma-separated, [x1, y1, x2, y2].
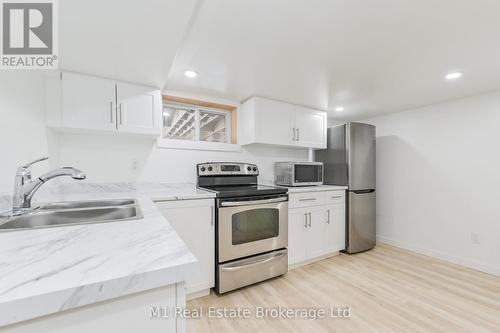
[470, 232, 480, 245]
[131, 158, 138, 171]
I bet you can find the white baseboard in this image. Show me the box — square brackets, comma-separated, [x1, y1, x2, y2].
[288, 251, 339, 271]
[186, 288, 210, 301]
[377, 235, 500, 276]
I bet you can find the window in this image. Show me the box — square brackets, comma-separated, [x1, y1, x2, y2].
[157, 96, 239, 151]
[162, 105, 230, 144]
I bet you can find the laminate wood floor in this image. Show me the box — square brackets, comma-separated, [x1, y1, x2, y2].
[186, 244, 500, 333]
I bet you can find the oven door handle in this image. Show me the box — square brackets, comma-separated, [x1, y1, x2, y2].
[220, 196, 288, 207]
[221, 251, 287, 272]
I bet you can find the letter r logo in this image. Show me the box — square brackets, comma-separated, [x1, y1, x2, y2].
[2, 2, 53, 54]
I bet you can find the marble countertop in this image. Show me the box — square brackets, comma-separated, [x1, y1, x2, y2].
[0, 182, 215, 327]
[270, 184, 348, 193]
[286, 184, 348, 193]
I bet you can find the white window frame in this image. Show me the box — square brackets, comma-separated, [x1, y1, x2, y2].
[157, 103, 241, 152]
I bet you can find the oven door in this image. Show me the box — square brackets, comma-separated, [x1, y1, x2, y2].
[218, 195, 288, 263]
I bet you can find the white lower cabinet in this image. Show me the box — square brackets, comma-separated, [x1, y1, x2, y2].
[288, 190, 346, 267]
[155, 199, 214, 297]
[288, 208, 309, 265]
[324, 203, 346, 254]
[0, 283, 185, 333]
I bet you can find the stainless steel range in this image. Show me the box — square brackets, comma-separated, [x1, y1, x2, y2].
[197, 162, 289, 294]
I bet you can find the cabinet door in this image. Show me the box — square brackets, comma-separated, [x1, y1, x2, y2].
[294, 106, 327, 148]
[325, 203, 346, 253]
[254, 97, 295, 146]
[61, 72, 116, 131]
[116, 82, 161, 135]
[306, 206, 328, 259]
[288, 208, 309, 265]
[155, 200, 214, 295]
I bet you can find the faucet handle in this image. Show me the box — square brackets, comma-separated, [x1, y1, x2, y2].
[22, 156, 49, 169]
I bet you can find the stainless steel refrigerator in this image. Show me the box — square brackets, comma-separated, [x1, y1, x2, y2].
[315, 122, 376, 254]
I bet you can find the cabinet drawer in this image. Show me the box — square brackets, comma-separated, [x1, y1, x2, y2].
[324, 190, 345, 205]
[289, 192, 324, 208]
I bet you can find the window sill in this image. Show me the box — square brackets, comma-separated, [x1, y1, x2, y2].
[156, 138, 242, 152]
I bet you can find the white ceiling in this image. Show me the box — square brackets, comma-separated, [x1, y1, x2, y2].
[59, 0, 199, 87]
[165, 0, 500, 120]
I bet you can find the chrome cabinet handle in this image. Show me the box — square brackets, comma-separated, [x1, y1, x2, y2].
[326, 209, 330, 224]
[220, 196, 287, 207]
[119, 104, 123, 125]
[308, 212, 312, 227]
[297, 128, 300, 141]
[110, 101, 114, 123]
[299, 198, 316, 202]
[304, 213, 307, 228]
[331, 195, 342, 199]
[292, 127, 296, 141]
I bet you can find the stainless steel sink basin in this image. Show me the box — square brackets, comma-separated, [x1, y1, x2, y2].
[40, 199, 137, 210]
[0, 199, 143, 231]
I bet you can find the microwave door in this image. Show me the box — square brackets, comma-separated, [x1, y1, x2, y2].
[294, 165, 322, 184]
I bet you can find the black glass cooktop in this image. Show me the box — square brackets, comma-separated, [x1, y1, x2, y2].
[198, 184, 288, 198]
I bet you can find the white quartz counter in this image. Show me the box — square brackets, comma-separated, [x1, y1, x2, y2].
[279, 184, 348, 193]
[0, 182, 215, 327]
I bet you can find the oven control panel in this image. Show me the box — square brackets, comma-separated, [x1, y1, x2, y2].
[197, 162, 259, 176]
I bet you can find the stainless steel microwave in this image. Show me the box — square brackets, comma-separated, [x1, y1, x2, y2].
[274, 162, 323, 186]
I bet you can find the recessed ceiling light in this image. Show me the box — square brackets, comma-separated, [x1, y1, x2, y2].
[335, 106, 344, 112]
[445, 72, 463, 80]
[184, 70, 198, 78]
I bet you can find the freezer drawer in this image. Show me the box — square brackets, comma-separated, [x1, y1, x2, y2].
[216, 249, 288, 294]
[347, 190, 376, 253]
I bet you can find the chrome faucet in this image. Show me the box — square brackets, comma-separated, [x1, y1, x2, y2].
[10, 157, 86, 216]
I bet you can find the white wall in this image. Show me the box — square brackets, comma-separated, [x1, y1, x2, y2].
[327, 118, 344, 127]
[0, 72, 59, 195]
[365, 92, 500, 276]
[56, 134, 308, 185]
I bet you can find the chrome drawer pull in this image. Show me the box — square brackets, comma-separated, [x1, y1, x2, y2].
[299, 198, 317, 202]
[331, 195, 342, 199]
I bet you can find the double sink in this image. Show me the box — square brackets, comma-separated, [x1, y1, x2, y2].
[0, 199, 143, 231]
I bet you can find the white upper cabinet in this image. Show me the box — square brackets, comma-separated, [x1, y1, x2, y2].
[61, 72, 117, 132]
[47, 72, 161, 136]
[116, 82, 161, 135]
[238, 97, 327, 148]
[294, 106, 327, 147]
[254, 98, 295, 146]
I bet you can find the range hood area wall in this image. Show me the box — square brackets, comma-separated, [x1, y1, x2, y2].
[363, 91, 500, 276]
[0, 74, 308, 192]
[55, 134, 309, 184]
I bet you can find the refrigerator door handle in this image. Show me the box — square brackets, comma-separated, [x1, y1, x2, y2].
[351, 189, 375, 194]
